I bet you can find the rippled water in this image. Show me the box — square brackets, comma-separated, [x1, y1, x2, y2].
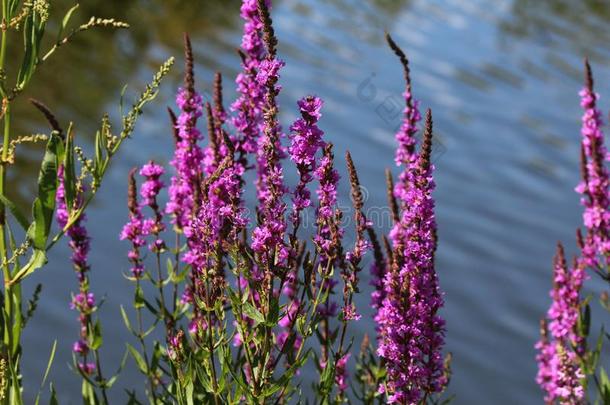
[11, 0, 610, 403]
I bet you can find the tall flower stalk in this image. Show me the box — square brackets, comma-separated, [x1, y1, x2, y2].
[536, 60, 610, 405]
[56, 164, 108, 402]
[576, 60, 610, 271]
[536, 245, 586, 404]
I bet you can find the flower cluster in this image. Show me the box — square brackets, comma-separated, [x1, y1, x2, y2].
[140, 161, 166, 252]
[56, 165, 96, 375]
[377, 107, 447, 403]
[113, 3, 453, 404]
[251, 35, 289, 267]
[314, 144, 342, 266]
[575, 61, 610, 269]
[231, 0, 270, 157]
[289, 96, 326, 228]
[120, 169, 146, 278]
[535, 250, 587, 404]
[166, 35, 205, 230]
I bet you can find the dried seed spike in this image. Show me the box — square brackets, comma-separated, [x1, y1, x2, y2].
[382, 235, 394, 265]
[556, 241, 566, 269]
[222, 130, 235, 159]
[539, 318, 548, 340]
[237, 49, 247, 66]
[29, 98, 63, 138]
[367, 227, 385, 270]
[183, 33, 195, 96]
[571, 256, 578, 272]
[205, 102, 220, 165]
[257, 0, 277, 58]
[345, 151, 364, 212]
[584, 57, 593, 92]
[420, 109, 433, 170]
[580, 144, 589, 188]
[167, 107, 180, 144]
[213, 72, 225, 117]
[385, 169, 399, 224]
[128, 168, 138, 216]
[576, 228, 585, 250]
[360, 333, 370, 354]
[385, 32, 412, 89]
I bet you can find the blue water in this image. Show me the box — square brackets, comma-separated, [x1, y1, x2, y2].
[13, 0, 610, 403]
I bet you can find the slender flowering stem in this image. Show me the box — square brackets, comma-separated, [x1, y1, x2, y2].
[166, 34, 204, 230]
[575, 60, 610, 271]
[377, 110, 447, 404]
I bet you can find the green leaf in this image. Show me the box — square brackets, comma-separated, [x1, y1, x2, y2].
[0, 193, 30, 231]
[267, 296, 280, 326]
[134, 284, 145, 309]
[49, 383, 59, 405]
[27, 133, 61, 250]
[10, 249, 47, 286]
[126, 343, 148, 374]
[35, 340, 57, 405]
[94, 129, 105, 179]
[242, 302, 265, 326]
[57, 4, 79, 41]
[63, 126, 76, 211]
[119, 305, 134, 334]
[90, 320, 103, 350]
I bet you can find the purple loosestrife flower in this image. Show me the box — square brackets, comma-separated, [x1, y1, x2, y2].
[368, 226, 388, 320]
[140, 161, 167, 252]
[377, 111, 447, 404]
[56, 165, 96, 375]
[166, 34, 205, 230]
[335, 353, 351, 394]
[231, 0, 271, 158]
[289, 96, 326, 229]
[120, 169, 146, 278]
[343, 151, 370, 319]
[386, 34, 421, 168]
[314, 144, 342, 266]
[385, 34, 422, 269]
[536, 245, 586, 404]
[575, 60, 610, 269]
[547, 246, 586, 349]
[250, 3, 289, 267]
[184, 157, 247, 336]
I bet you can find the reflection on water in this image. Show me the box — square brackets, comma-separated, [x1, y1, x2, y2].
[13, 0, 610, 403]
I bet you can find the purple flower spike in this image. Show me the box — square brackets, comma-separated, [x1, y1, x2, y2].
[377, 110, 447, 403]
[166, 34, 205, 230]
[139, 161, 167, 253]
[250, 5, 289, 268]
[575, 60, 610, 269]
[289, 96, 326, 230]
[56, 165, 96, 369]
[536, 245, 586, 404]
[120, 169, 146, 278]
[231, 0, 272, 160]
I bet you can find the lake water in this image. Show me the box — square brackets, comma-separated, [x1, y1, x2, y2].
[11, 0, 610, 403]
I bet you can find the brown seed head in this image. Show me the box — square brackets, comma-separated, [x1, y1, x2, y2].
[128, 168, 138, 216]
[257, 0, 277, 58]
[30, 98, 63, 138]
[419, 109, 434, 170]
[584, 57, 593, 93]
[184, 33, 195, 96]
[167, 107, 179, 144]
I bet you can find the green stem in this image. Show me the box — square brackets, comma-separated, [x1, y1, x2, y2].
[135, 279, 158, 404]
[0, 4, 15, 402]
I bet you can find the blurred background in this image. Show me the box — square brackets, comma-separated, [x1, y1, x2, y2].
[7, 0, 610, 403]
